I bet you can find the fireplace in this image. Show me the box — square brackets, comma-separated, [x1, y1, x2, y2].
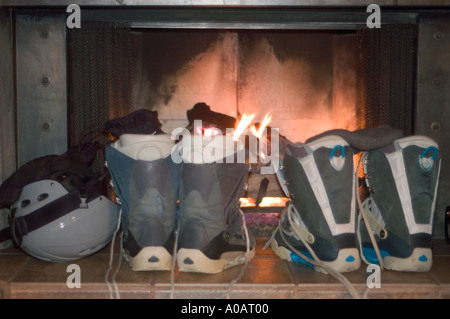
[0, 2, 449, 240]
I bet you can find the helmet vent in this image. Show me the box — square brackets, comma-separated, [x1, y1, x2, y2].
[20, 199, 31, 208]
[37, 193, 49, 201]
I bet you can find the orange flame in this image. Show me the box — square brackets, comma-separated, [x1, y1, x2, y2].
[233, 112, 273, 142]
[233, 112, 255, 141]
[250, 113, 272, 139]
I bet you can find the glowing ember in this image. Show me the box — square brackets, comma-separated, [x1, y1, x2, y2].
[240, 197, 289, 207]
[195, 126, 222, 137]
[233, 112, 255, 141]
[240, 198, 254, 207]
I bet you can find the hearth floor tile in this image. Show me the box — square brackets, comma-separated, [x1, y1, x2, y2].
[1, 238, 449, 299]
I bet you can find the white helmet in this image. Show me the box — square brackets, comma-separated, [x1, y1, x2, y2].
[10, 179, 120, 262]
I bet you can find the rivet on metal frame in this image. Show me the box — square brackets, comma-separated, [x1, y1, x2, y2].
[431, 121, 441, 132]
[433, 78, 442, 87]
[40, 29, 49, 39]
[433, 31, 444, 41]
[41, 75, 51, 86]
[42, 122, 51, 130]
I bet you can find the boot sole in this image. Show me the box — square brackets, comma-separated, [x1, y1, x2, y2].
[270, 238, 360, 273]
[383, 247, 432, 272]
[126, 246, 172, 271]
[177, 248, 256, 274]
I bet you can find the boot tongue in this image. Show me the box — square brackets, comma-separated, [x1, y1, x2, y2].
[131, 160, 170, 198]
[180, 164, 219, 201]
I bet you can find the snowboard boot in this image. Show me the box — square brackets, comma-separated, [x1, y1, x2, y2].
[269, 135, 360, 273]
[360, 135, 440, 272]
[105, 133, 179, 271]
[175, 134, 256, 274]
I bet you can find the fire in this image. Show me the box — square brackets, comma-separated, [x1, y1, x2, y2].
[250, 113, 272, 139]
[233, 112, 255, 141]
[240, 197, 289, 207]
[232, 112, 272, 141]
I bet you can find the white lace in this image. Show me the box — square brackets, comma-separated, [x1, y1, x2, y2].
[170, 221, 180, 299]
[266, 150, 389, 299]
[105, 207, 123, 299]
[168, 208, 251, 299]
[277, 204, 361, 299]
[225, 209, 251, 299]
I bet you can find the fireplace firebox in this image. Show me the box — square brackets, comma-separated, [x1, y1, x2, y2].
[1, 1, 449, 241]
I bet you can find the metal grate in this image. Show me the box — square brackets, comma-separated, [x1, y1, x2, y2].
[67, 21, 134, 175]
[356, 24, 417, 134]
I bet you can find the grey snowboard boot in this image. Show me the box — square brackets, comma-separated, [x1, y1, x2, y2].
[269, 135, 361, 273]
[175, 134, 255, 273]
[106, 133, 179, 271]
[360, 135, 440, 272]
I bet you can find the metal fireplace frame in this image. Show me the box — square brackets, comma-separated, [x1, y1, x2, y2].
[1, 1, 450, 238]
